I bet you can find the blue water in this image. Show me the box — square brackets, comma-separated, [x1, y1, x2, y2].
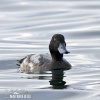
[0, 0, 100, 100]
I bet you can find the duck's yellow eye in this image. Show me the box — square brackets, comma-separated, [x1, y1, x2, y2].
[54, 38, 56, 41]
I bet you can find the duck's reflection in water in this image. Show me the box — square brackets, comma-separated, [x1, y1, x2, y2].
[49, 69, 69, 89]
[26, 67, 71, 89]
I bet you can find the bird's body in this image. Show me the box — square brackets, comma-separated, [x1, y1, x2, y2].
[19, 34, 72, 73]
[20, 53, 51, 73]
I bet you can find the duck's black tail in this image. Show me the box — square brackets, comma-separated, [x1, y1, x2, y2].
[16, 57, 26, 66]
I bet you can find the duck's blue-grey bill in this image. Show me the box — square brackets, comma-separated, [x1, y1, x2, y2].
[58, 43, 70, 54]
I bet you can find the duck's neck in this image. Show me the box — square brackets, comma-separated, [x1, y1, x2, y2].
[50, 50, 63, 61]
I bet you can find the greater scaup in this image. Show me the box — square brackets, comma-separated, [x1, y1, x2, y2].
[18, 34, 71, 73]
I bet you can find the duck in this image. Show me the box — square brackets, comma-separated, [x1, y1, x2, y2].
[18, 34, 71, 73]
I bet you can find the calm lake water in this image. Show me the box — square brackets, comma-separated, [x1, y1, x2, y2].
[0, 0, 100, 100]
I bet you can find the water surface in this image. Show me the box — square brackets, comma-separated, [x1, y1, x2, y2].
[0, 0, 100, 100]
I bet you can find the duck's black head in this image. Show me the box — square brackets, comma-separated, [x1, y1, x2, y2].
[49, 34, 70, 61]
